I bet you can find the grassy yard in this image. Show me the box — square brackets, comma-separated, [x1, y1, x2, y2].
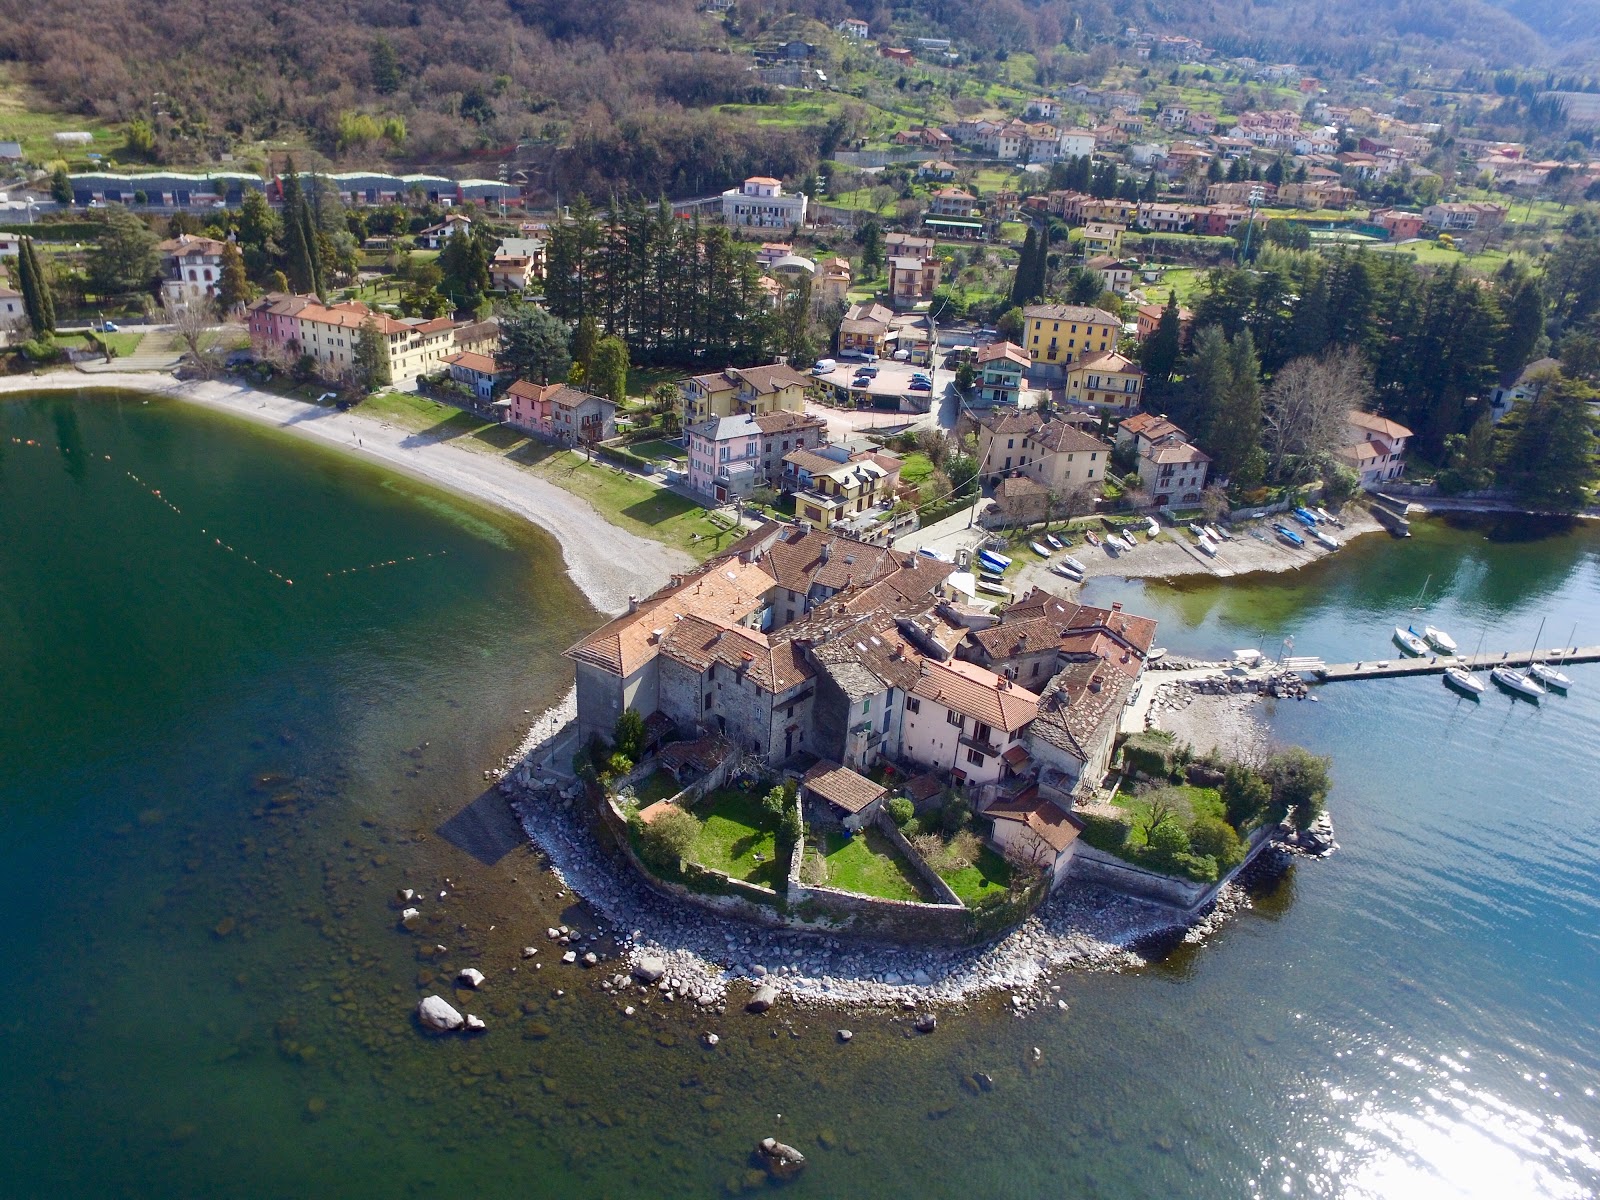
[938, 844, 1013, 907]
[629, 437, 686, 462]
[625, 365, 682, 401]
[100, 332, 146, 357]
[523, 450, 737, 558]
[1370, 240, 1511, 273]
[689, 787, 786, 889]
[630, 769, 682, 807]
[0, 65, 120, 164]
[899, 450, 935, 490]
[811, 827, 934, 902]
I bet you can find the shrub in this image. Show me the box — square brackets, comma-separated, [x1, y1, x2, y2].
[1222, 762, 1272, 828]
[638, 806, 700, 869]
[885, 796, 915, 827]
[940, 794, 971, 834]
[1188, 815, 1245, 870]
[761, 782, 790, 825]
[613, 709, 646, 762]
[780, 804, 803, 846]
[1262, 746, 1332, 828]
[1121, 729, 1177, 778]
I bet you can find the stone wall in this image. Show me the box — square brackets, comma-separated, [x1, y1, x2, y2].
[785, 881, 971, 942]
[872, 810, 964, 906]
[1066, 821, 1283, 911]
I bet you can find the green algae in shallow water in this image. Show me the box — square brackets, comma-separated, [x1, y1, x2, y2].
[379, 479, 516, 550]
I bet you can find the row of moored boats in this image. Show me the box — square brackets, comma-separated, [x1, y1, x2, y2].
[1389, 615, 1576, 701]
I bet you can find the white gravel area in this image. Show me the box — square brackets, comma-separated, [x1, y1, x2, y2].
[0, 371, 692, 614]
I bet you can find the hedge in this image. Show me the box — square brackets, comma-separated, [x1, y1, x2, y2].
[595, 444, 654, 472]
[0, 222, 110, 241]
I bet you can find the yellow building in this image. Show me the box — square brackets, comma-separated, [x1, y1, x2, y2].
[681, 362, 812, 425]
[1021, 303, 1120, 377]
[283, 298, 458, 386]
[1064, 350, 1145, 411]
[1081, 221, 1125, 257]
[784, 447, 898, 531]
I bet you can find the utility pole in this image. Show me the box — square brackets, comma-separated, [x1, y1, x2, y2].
[1239, 184, 1264, 264]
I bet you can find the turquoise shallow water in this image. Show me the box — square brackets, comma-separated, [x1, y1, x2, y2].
[3, 391, 1598, 1198]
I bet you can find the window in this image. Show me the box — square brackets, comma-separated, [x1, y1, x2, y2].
[946, 709, 964, 729]
[966, 749, 986, 767]
[704, 693, 714, 710]
[862, 698, 871, 715]
[905, 697, 920, 714]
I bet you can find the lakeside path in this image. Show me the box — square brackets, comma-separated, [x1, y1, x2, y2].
[0, 371, 693, 615]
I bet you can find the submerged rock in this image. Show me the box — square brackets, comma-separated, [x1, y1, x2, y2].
[399, 908, 421, 931]
[416, 995, 464, 1033]
[757, 1138, 806, 1180]
[457, 968, 486, 989]
[913, 1013, 937, 1034]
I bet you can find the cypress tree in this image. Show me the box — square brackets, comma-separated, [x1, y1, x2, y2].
[280, 160, 317, 295]
[18, 237, 56, 335]
[1011, 227, 1039, 307]
[1141, 290, 1182, 399]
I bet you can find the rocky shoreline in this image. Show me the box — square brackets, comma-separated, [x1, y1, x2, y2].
[492, 698, 1304, 1015]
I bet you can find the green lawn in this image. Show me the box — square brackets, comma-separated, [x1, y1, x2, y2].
[629, 438, 686, 462]
[814, 827, 934, 902]
[101, 332, 145, 357]
[631, 769, 682, 806]
[1370, 240, 1510, 273]
[523, 450, 736, 558]
[899, 451, 935, 490]
[937, 845, 1013, 907]
[625, 365, 682, 401]
[689, 787, 786, 889]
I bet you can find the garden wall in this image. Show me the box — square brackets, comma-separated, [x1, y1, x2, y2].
[872, 811, 963, 906]
[1067, 821, 1283, 912]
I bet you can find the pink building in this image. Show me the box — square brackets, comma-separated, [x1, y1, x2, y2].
[688, 413, 765, 502]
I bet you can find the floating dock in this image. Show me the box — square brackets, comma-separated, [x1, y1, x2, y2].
[1312, 646, 1599, 682]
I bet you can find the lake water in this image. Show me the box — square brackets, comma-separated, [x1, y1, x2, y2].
[4, 390, 1598, 1199]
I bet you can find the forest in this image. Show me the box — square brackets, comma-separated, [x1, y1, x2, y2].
[1, 0, 1595, 200]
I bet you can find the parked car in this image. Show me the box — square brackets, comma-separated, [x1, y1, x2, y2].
[854, 365, 879, 379]
[100, 320, 119, 333]
[811, 358, 836, 374]
[908, 380, 932, 392]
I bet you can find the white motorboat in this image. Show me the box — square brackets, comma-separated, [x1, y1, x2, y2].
[1030, 540, 1053, 557]
[1491, 666, 1545, 699]
[1121, 532, 1139, 550]
[1312, 530, 1340, 550]
[1422, 625, 1457, 654]
[1196, 534, 1218, 556]
[1051, 561, 1083, 581]
[1315, 506, 1341, 526]
[1044, 532, 1064, 550]
[1061, 554, 1085, 573]
[1148, 647, 1167, 662]
[1205, 523, 1228, 542]
[1527, 661, 1572, 690]
[1146, 517, 1161, 538]
[1444, 666, 1486, 696]
[1393, 626, 1428, 656]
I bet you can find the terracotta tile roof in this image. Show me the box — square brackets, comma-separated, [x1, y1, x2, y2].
[995, 474, 1046, 499]
[1030, 421, 1110, 454]
[975, 340, 1029, 367]
[978, 409, 1042, 436]
[1347, 409, 1412, 440]
[903, 773, 943, 804]
[658, 733, 738, 775]
[1119, 412, 1185, 440]
[912, 658, 1040, 732]
[444, 351, 497, 374]
[1023, 303, 1119, 324]
[751, 410, 826, 435]
[1143, 441, 1210, 465]
[1073, 350, 1141, 374]
[564, 558, 776, 676]
[1028, 659, 1133, 762]
[802, 760, 887, 815]
[987, 794, 1079, 853]
[658, 613, 811, 694]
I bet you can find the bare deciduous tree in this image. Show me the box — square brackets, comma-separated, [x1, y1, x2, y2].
[163, 294, 220, 377]
[1264, 350, 1372, 483]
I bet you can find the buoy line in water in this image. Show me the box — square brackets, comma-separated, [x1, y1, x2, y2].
[12, 435, 451, 588]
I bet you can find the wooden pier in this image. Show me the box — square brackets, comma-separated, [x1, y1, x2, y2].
[1312, 646, 1599, 682]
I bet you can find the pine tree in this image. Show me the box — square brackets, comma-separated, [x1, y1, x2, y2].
[17, 238, 55, 335]
[1174, 324, 1232, 437]
[1497, 376, 1599, 511]
[1207, 329, 1265, 485]
[353, 315, 392, 391]
[1495, 276, 1544, 385]
[499, 300, 571, 384]
[1140, 291, 1182, 398]
[570, 315, 599, 381]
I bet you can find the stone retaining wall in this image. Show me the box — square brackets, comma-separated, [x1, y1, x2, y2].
[872, 811, 964, 906]
[1067, 821, 1283, 911]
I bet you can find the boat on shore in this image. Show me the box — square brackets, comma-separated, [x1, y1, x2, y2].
[1050, 561, 1083, 581]
[977, 551, 1010, 574]
[1444, 666, 1486, 697]
[1491, 666, 1545, 699]
[1030, 540, 1053, 557]
[1146, 517, 1161, 538]
[1393, 626, 1429, 656]
[1084, 530, 1100, 547]
[1061, 554, 1085, 573]
[1274, 523, 1305, 547]
[1044, 532, 1063, 550]
[1312, 529, 1340, 550]
[1315, 506, 1342, 527]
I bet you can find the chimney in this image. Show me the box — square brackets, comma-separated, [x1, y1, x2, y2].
[627, 595, 638, 613]
[821, 542, 832, 563]
[1111, 601, 1122, 611]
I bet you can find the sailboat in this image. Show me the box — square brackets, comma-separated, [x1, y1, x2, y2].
[1444, 628, 1488, 697]
[1393, 626, 1429, 656]
[1492, 665, 1545, 700]
[1525, 617, 1574, 691]
[1410, 574, 1431, 612]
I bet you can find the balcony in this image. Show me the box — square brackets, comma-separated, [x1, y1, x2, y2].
[959, 733, 1002, 757]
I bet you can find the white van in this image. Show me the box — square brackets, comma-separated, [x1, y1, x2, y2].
[811, 358, 836, 374]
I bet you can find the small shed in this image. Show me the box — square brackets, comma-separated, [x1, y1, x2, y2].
[801, 760, 888, 832]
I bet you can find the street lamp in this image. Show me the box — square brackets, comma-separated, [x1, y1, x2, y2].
[1239, 184, 1265, 264]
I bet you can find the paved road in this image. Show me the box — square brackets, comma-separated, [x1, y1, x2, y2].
[892, 496, 990, 554]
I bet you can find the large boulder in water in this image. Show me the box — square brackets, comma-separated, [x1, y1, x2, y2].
[757, 1138, 806, 1180]
[746, 982, 778, 1013]
[417, 995, 464, 1033]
